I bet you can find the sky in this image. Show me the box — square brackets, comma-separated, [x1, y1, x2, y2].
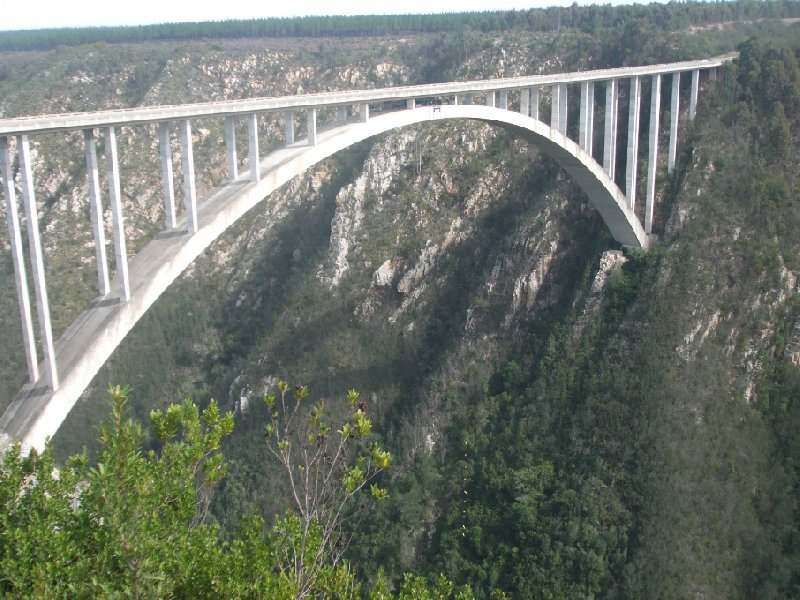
[0, 0, 653, 32]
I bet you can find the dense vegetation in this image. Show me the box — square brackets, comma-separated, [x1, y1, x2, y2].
[351, 37, 800, 598]
[0, 387, 473, 598]
[0, 0, 798, 52]
[1, 2, 799, 598]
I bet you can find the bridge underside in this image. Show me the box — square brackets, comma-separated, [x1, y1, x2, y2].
[1, 105, 646, 451]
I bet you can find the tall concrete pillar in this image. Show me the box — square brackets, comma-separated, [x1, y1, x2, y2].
[179, 120, 199, 233]
[603, 80, 619, 179]
[530, 87, 539, 121]
[625, 76, 642, 210]
[668, 72, 680, 173]
[83, 129, 110, 296]
[360, 103, 369, 123]
[498, 90, 508, 110]
[550, 84, 561, 131]
[336, 106, 347, 122]
[489, 91, 497, 108]
[406, 98, 415, 110]
[464, 93, 474, 105]
[452, 95, 459, 106]
[709, 68, 717, 82]
[158, 122, 177, 230]
[690, 69, 699, 121]
[18, 135, 57, 390]
[105, 126, 131, 301]
[645, 74, 661, 234]
[519, 88, 530, 117]
[579, 81, 595, 154]
[307, 108, 317, 146]
[558, 84, 568, 135]
[247, 113, 260, 183]
[224, 116, 238, 182]
[0, 136, 38, 383]
[285, 110, 295, 146]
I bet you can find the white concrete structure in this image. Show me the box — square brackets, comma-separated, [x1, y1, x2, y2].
[106, 126, 131, 301]
[530, 87, 540, 121]
[18, 136, 57, 391]
[498, 90, 508, 110]
[225, 116, 238, 181]
[159, 122, 178, 229]
[84, 129, 111, 296]
[519, 88, 530, 117]
[550, 83, 568, 135]
[625, 76, 642, 210]
[247, 114, 259, 182]
[0, 55, 733, 451]
[579, 81, 595, 154]
[1, 138, 38, 385]
[603, 79, 619, 179]
[668, 73, 680, 172]
[645, 74, 661, 234]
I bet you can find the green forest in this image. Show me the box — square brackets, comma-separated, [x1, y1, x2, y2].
[0, 0, 798, 51]
[1, 1, 800, 598]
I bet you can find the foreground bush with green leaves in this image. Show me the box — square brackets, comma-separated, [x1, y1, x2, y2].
[0, 385, 471, 599]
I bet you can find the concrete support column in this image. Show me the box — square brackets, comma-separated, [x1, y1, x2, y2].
[709, 67, 717, 82]
[452, 95, 459, 106]
[464, 93, 474, 105]
[550, 84, 561, 131]
[498, 90, 508, 110]
[0, 136, 38, 383]
[406, 98, 415, 110]
[158, 122, 177, 230]
[360, 103, 369, 123]
[579, 81, 595, 154]
[530, 87, 539, 121]
[285, 110, 295, 146]
[668, 72, 680, 173]
[18, 135, 57, 390]
[224, 116, 238, 182]
[105, 126, 131, 301]
[603, 80, 618, 178]
[307, 108, 317, 146]
[179, 119, 197, 233]
[179, 120, 199, 233]
[690, 69, 699, 121]
[625, 76, 642, 210]
[489, 91, 497, 107]
[558, 84, 568, 135]
[519, 88, 530, 117]
[247, 113, 260, 183]
[645, 74, 661, 234]
[336, 106, 347, 122]
[83, 129, 110, 296]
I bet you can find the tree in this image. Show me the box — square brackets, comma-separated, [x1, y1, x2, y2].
[0, 384, 235, 597]
[0, 385, 466, 598]
[264, 382, 392, 598]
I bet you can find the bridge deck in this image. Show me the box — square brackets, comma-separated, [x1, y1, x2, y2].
[0, 56, 733, 136]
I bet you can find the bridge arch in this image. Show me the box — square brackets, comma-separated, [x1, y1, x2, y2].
[2, 104, 646, 450]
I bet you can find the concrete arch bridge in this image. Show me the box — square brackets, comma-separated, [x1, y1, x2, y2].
[0, 55, 732, 450]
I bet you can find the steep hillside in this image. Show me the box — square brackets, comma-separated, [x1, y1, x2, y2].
[0, 14, 798, 598]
